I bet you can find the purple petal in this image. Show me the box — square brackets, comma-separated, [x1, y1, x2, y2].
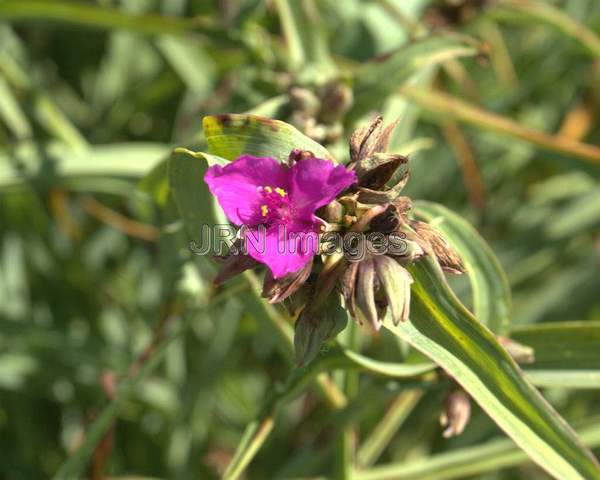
[244, 222, 318, 278]
[290, 158, 356, 217]
[204, 155, 289, 225]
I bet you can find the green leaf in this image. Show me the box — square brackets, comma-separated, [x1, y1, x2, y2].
[0, 76, 32, 140]
[0, 0, 231, 39]
[168, 149, 226, 242]
[0, 142, 171, 188]
[351, 35, 480, 118]
[202, 114, 335, 164]
[354, 418, 600, 480]
[384, 256, 600, 480]
[414, 200, 512, 334]
[511, 322, 600, 389]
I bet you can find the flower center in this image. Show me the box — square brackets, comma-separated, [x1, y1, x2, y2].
[257, 185, 291, 224]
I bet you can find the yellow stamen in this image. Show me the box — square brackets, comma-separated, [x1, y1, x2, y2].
[274, 187, 287, 197]
[261, 205, 269, 217]
[264, 186, 273, 193]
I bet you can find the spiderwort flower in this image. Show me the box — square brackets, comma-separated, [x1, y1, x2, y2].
[205, 155, 356, 278]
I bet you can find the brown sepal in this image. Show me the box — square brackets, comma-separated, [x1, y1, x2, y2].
[262, 259, 313, 304]
[412, 221, 466, 274]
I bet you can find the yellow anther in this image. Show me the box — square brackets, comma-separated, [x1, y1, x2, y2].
[264, 186, 273, 193]
[261, 205, 269, 217]
[274, 187, 287, 197]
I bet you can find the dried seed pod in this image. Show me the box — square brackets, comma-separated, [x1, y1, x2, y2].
[350, 116, 383, 163]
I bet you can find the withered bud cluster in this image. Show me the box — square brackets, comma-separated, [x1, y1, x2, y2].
[288, 80, 353, 144]
[213, 116, 465, 365]
[335, 115, 465, 332]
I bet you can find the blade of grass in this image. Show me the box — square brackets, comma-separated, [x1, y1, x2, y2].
[401, 85, 600, 164]
[0, 76, 32, 140]
[0, 0, 232, 40]
[354, 418, 600, 480]
[511, 322, 600, 389]
[492, 0, 600, 58]
[357, 390, 424, 468]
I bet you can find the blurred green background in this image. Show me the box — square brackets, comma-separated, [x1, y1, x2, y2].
[0, 0, 599, 479]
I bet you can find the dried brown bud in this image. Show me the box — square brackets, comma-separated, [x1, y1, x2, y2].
[288, 148, 315, 165]
[498, 336, 535, 364]
[392, 196, 413, 218]
[440, 390, 471, 438]
[412, 221, 465, 274]
[356, 153, 408, 190]
[319, 81, 353, 124]
[356, 164, 410, 204]
[350, 116, 399, 164]
[370, 204, 404, 233]
[262, 260, 313, 304]
[350, 116, 383, 163]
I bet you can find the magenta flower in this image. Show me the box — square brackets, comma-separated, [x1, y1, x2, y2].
[205, 155, 356, 278]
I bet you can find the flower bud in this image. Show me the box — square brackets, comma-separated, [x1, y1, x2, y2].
[282, 285, 312, 318]
[440, 390, 471, 438]
[373, 255, 413, 325]
[355, 258, 381, 330]
[288, 148, 315, 165]
[294, 294, 347, 366]
[318, 200, 344, 224]
[319, 81, 353, 124]
[289, 87, 321, 117]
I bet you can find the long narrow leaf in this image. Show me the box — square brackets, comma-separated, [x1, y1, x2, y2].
[384, 256, 600, 479]
[511, 322, 600, 389]
[351, 36, 479, 118]
[354, 418, 600, 480]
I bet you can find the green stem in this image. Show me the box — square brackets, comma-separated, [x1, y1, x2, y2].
[357, 389, 424, 468]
